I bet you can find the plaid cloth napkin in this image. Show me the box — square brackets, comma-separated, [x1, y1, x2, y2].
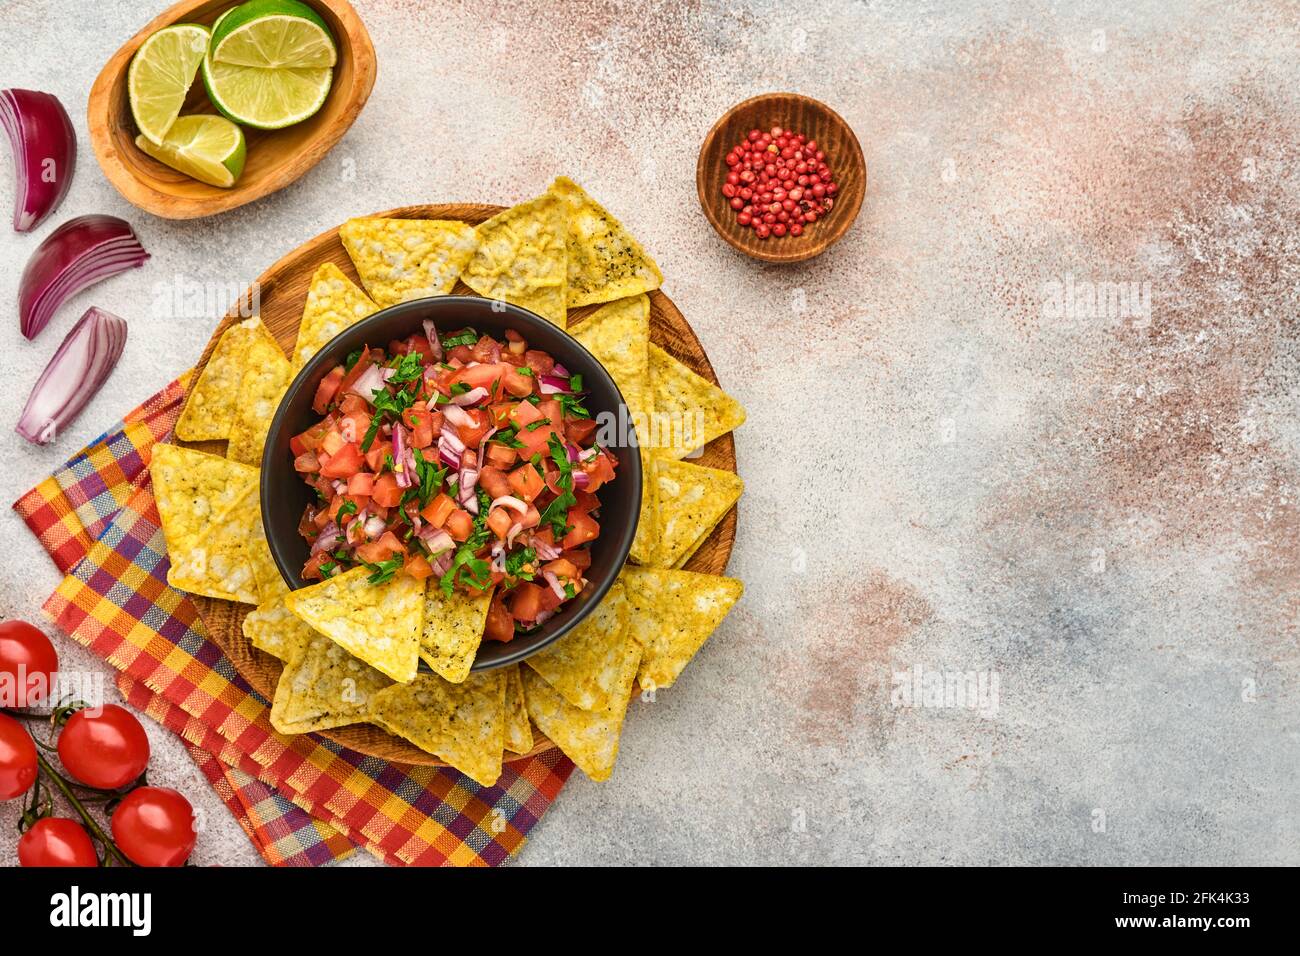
[13, 377, 574, 866]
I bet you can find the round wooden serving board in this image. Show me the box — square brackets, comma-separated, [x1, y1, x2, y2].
[179, 203, 738, 766]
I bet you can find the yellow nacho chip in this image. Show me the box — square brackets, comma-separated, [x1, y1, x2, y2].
[522, 636, 641, 782]
[548, 177, 662, 308]
[175, 317, 274, 441]
[242, 593, 313, 662]
[151, 444, 260, 603]
[503, 666, 533, 755]
[293, 263, 381, 369]
[340, 218, 478, 306]
[571, 294, 657, 562]
[524, 582, 630, 711]
[368, 670, 506, 787]
[284, 567, 424, 683]
[247, 510, 288, 603]
[271, 632, 393, 734]
[647, 343, 746, 460]
[649, 459, 744, 569]
[419, 587, 491, 684]
[462, 194, 568, 327]
[622, 566, 743, 689]
[226, 328, 292, 465]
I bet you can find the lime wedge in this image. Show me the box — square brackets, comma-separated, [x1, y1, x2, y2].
[135, 115, 246, 188]
[211, 0, 337, 69]
[128, 23, 211, 145]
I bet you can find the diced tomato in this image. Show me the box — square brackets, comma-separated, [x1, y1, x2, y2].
[485, 442, 517, 469]
[486, 507, 514, 539]
[290, 435, 308, 457]
[478, 466, 512, 501]
[565, 417, 598, 446]
[455, 407, 494, 448]
[450, 362, 512, 396]
[447, 345, 474, 365]
[402, 402, 434, 448]
[484, 591, 515, 642]
[524, 349, 555, 376]
[537, 399, 564, 427]
[502, 367, 534, 397]
[471, 335, 501, 365]
[329, 494, 367, 524]
[420, 493, 456, 528]
[320, 429, 345, 457]
[346, 473, 374, 496]
[537, 581, 563, 613]
[371, 472, 403, 508]
[583, 452, 617, 493]
[312, 365, 345, 414]
[515, 420, 559, 459]
[508, 400, 544, 429]
[487, 402, 516, 429]
[406, 334, 435, 361]
[543, 558, 579, 582]
[337, 348, 375, 397]
[520, 505, 541, 529]
[445, 508, 473, 542]
[561, 510, 600, 549]
[294, 451, 320, 473]
[572, 490, 600, 513]
[364, 443, 387, 472]
[533, 529, 558, 552]
[298, 506, 319, 538]
[339, 393, 368, 416]
[560, 548, 592, 570]
[319, 442, 364, 478]
[356, 542, 390, 563]
[294, 420, 331, 453]
[314, 503, 335, 530]
[301, 553, 330, 580]
[403, 552, 434, 580]
[508, 463, 545, 503]
[339, 408, 372, 445]
[508, 582, 547, 622]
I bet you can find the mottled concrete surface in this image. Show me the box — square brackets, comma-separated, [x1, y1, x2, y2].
[1, 0, 1297, 866]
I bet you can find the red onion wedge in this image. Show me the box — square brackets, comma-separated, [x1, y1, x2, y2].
[19, 215, 148, 339]
[0, 89, 75, 232]
[16, 307, 126, 445]
[538, 374, 572, 395]
[450, 386, 488, 406]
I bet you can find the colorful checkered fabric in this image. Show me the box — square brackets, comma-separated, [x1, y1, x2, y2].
[14, 377, 574, 866]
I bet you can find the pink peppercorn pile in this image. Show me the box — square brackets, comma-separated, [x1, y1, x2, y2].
[722, 126, 838, 239]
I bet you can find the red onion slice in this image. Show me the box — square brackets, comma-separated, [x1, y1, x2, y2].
[19, 215, 148, 339]
[16, 307, 127, 445]
[442, 404, 472, 428]
[348, 364, 388, 403]
[311, 523, 340, 556]
[450, 386, 488, 406]
[392, 422, 410, 488]
[538, 374, 572, 395]
[422, 319, 443, 361]
[542, 570, 567, 601]
[0, 89, 75, 233]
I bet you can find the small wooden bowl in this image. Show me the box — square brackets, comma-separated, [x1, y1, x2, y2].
[88, 0, 375, 220]
[696, 93, 865, 263]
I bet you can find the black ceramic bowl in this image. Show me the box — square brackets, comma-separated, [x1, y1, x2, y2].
[260, 296, 642, 672]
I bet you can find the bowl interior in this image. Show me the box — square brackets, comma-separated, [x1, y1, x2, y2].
[696, 92, 865, 264]
[98, 0, 370, 211]
[261, 297, 643, 672]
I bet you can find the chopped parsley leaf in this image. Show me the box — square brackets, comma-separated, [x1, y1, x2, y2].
[441, 329, 478, 349]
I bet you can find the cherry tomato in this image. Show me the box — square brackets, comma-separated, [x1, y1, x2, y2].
[57, 704, 150, 789]
[0, 713, 37, 800]
[111, 787, 196, 867]
[18, 818, 97, 867]
[0, 619, 58, 707]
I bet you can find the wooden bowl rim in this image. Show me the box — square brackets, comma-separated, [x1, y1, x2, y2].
[695, 91, 865, 264]
[87, 0, 376, 220]
[180, 201, 739, 767]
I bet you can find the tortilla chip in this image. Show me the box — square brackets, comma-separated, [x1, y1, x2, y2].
[293, 263, 381, 369]
[340, 218, 478, 306]
[622, 566, 743, 689]
[647, 343, 746, 460]
[368, 671, 506, 787]
[503, 666, 533, 755]
[226, 329, 292, 465]
[571, 295, 657, 562]
[151, 444, 260, 603]
[242, 594, 312, 662]
[419, 587, 491, 683]
[522, 637, 640, 782]
[548, 177, 662, 308]
[175, 317, 273, 441]
[284, 567, 424, 683]
[649, 459, 743, 569]
[271, 633, 393, 734]
[247, 510, 287, 603]
[524, 582, 630, 711]
[462, 194, 568, 327]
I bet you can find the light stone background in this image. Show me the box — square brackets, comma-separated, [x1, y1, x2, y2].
[1, 0, 1297, 866]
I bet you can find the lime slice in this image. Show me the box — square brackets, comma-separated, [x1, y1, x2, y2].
[128, 23, 211, 145]
[135, 115, 246, 188]
[211, 0, 337, 69]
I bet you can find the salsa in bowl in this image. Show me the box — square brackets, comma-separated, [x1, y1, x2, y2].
[260, 296, 642, 672]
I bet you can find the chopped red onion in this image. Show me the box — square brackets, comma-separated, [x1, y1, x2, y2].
[392, 422, 410, 488]
[417, 527, 454, 557]
[16, 307, 126, 445]
[450, 386, 488, 406]
[533, 609, 554, 625]
[19, 216, 148, 339]
[506, 522, 524, 548]
[430, 551, 454, 577]
[311, 523, 339, 556]
[542, 570, 567, 601]
[476, 427, 497, 471]
[539, 374, 572, 395]
[0, 89, 75, 232]
[489, 495, 529, 515]
[439, 421, 465, 454]
[363, 515, 386, 539]
[458, 466, 480, 513]
[551, 363, 570, 378]
[533, 537, 562, 561]
[442, 404, 473, 428]
[422, 319, 443, 361]
[572, 470, 590, 489]
[348, 364, 388, 403]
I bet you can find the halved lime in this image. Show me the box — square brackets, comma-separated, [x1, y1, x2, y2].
[128, 23, 211, 145]
[135, 114, 246, 187]
[211, 0, 337, 69]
